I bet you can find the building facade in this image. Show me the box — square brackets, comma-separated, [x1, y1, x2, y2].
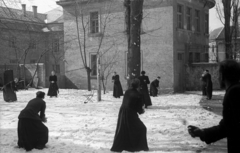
[57, 0, 215, 92]
[0, 5, 65, 88]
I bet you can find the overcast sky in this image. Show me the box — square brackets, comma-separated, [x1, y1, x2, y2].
[4, 0, 223, 30]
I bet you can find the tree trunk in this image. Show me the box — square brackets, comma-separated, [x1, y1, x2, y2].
[223, 0, 233, 59]
[86, 67, 91, 91]
[23, 57, 26, 88]
[126, 0, 143, 88]
[101, 77, 106, 94]
[97, 55, 101, 101]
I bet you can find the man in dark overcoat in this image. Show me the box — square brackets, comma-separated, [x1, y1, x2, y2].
[138, 71, 152, 108]
[200, 71, 207, 96]
[205, 70, 213, 100]
[188, 59, 240, 153]
[150, 76, 160, 97]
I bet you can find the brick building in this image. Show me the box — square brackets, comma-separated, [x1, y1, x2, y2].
[57, 0, 215, 92]
[0, 5, 65, 88]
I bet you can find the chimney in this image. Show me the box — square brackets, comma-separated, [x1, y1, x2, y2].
[32, 6, 37, 18]
[21, 4, 26, 16]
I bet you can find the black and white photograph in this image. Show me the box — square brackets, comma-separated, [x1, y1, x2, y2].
[0, 0, 240, 153]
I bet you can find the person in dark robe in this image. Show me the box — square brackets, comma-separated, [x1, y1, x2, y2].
[17, 91, 48, 151]
[111, 78, 149, 152]
[47, 71, 59, 97]
[112, 72, 123, 98]
[188, 59, 240, 153]
[150, 76, 160, 97]
[2, 78, 18, 102]
[138, 71, 152, 108]
[200, 71, 207, 96]
[205, 70, 213, 100]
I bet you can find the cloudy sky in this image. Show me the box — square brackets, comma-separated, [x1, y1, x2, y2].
[3, 0, 223, 30]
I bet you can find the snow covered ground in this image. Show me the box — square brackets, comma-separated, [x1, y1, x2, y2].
[0, 89, 225, 153]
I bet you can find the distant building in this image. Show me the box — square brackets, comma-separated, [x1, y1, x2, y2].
[0, 5, 65, 88]
[209, 27, 240, 63]
[57, 0, 215, 92]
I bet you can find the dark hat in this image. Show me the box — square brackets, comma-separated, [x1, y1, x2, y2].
[157, 76, 161, 79]
[141, 71, 146, 75]
[36, 91, 45, 98]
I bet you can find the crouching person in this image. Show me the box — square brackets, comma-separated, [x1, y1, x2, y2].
[17, 91, 48, 151]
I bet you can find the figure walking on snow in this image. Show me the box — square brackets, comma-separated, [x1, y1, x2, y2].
[47, 71, 59, 98]
[112, 72, 123, 98]
[150, 76, 160, 97]
[111, 78, 149, 152]
[188, 60, 240, 153]
[17, 91, 48, 151]
[138, 71, 152, 108]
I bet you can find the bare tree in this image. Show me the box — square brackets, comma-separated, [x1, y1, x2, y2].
[216, 0, 240, 59]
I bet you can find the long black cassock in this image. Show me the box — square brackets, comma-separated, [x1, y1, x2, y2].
[3, 81, 18, 102]
[198, 82, 240, 153]
[111, 88, 149, 152]
[205, 73, 213, 99]
[112, 75, 123, 98]
[47, 75, 59, 97]
[138, 75, 152, 107]
[18, 97, 48, 151]
[150, 79, 159, 97]
[200, 74, 207, 96]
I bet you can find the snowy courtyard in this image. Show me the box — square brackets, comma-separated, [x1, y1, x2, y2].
[0, 89, 227, 153]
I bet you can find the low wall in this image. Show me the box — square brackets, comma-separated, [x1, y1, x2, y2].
[0, 64, 45, 87]
[186, 63, 220, 91]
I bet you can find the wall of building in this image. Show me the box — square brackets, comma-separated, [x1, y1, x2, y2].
[173, 0, 211, 92]
[186, 63, 220, 91]
[62, 0, 175, 91]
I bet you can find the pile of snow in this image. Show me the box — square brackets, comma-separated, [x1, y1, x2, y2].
[0, 89, 223, 153]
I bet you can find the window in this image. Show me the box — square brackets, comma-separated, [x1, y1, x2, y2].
[90, 53, 97, 76]
[9, 36, 16, 48]
[52, 38, 59, 52]
[29, 39, 37, 49]
[186, 7, 192, 30]
[177, 4, 184, 29]
[10, 59, 18, 63]
[205, 53, 209, 62]
[177, 53, 183, 60]
[204, 13, 209, 34]
[90, 11, 99, 34]
[195, 52, 200, 62]
[189, 52, 193, 63]
[52, 64, 60, 73]
[30, 59, 36, 63]
[195, 10, 200, 32]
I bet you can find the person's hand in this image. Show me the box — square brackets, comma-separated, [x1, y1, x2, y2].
[42, 117, 47, 123]
[188, 125, 203, 138]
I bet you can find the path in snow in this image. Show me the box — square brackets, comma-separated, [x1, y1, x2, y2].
[0, 89, 226, 153]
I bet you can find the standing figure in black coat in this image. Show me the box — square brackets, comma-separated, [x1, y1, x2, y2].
[47, 71, 59, 97]
[150, 76, 160, 97]
[111, 79, 149, 152]
[138, 71, 152, 108]
[112, 72, 123, 98]
[188, 60, 240, 153]
[17, 91, 48, 151]
[3, 78, 18, 102]
[205, 70, 213, 100]
[200, 71, 207, 96]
